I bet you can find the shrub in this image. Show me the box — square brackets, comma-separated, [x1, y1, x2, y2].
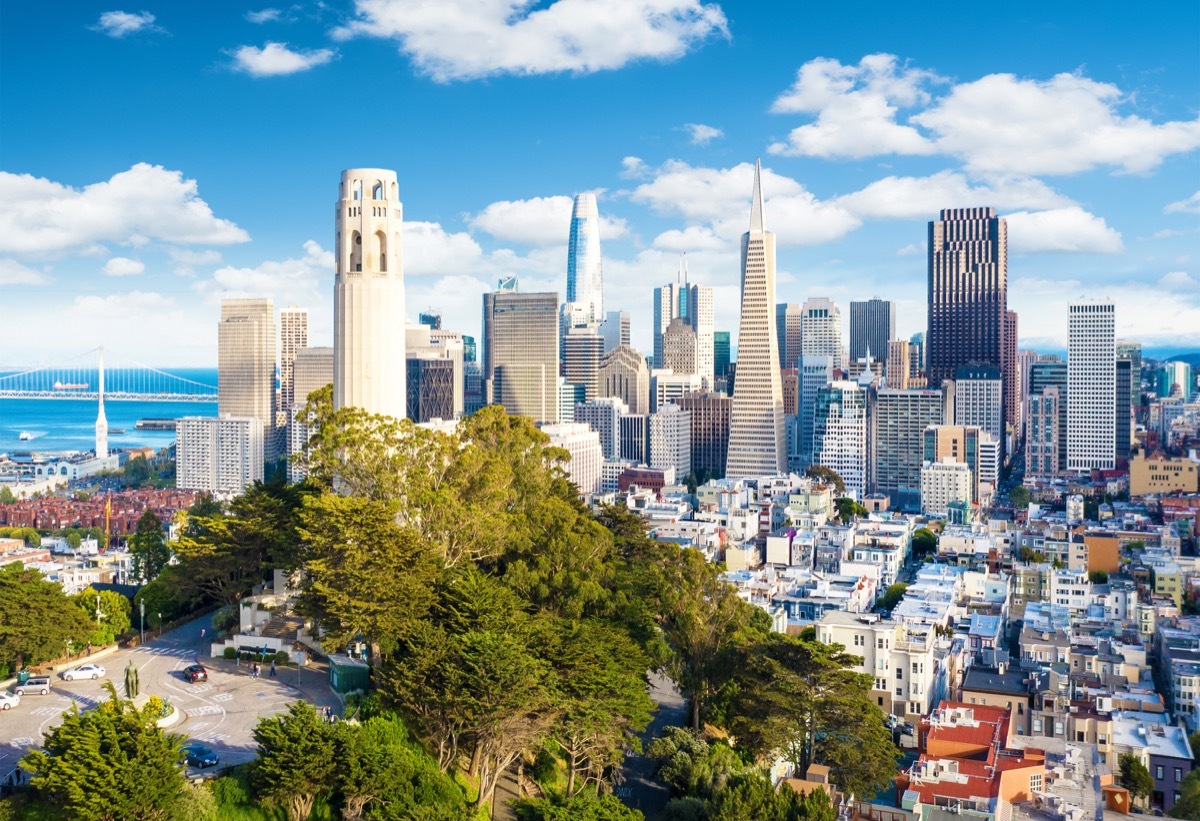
[223, 647, 238, 660]
[273, 650, 290, 665]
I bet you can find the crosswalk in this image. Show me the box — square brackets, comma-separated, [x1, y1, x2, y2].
[133, 646, 195, 659]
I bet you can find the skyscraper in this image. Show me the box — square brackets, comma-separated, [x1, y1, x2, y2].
[1116, 340, 1142, 411]
[1003, 309, 1020, 440]
[565, 192, 603, 325]
[562, 324, 605, 403]
[279, 305, 308, 418]
[600, 310, 630, 353]
[713, 331, 731, 379]
[927, 208, 1007, 389]
[727, 160, 786, 478]
[1025, 388, 1062, 480]
[1029, 360, 1068, 473]
[798, 355, 833, 468]
[676, 391, 731, 479]
[406, 356, 456, 423]
[813, 381, 868, 498]
[661, 317, 699, 378]
[1067, 301, 1116, 472]
[886, 340, 913, 390]
[334, 169, 406, 419]
[218, 297, 276, 460]
[871, 387, 951, 511]
[800, 298, 845, 372]
[849, 298, 894, 367]
[177, 416, 264, 495]
[652, 261, 714, 386]
[598, 345, 651, 415]
[483, 283, 559, 423]
[775, 303, 802, 370]
[953, 364, 1004, 447]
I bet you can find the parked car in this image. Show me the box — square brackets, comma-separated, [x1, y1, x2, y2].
[62, 663, 107, 682]
[0, 692, 19, 710]
[180, 744, 219, 768]
[182, 664, 208, 683]
[14, 676, 51, 696]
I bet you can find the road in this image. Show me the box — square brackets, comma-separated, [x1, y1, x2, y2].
[615, 673, 687, 819]
[0, 614, 337, 781]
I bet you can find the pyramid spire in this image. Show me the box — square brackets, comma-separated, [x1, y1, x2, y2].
[749, 157, 765, 233]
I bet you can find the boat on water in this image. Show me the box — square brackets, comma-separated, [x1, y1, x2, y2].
[18, 431, 34, 441]
[108, 428, 126, 435]
[53, 381, 89, 390]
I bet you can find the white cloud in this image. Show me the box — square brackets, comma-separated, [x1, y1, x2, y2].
[402, 221, 487, 276]
[468, 195, 627, 246]
[103, 257, 145, 277]
[1005, 207, 1124, 254]
[246, 8, 282, 23]
[652, 225, 726, 252]
[208, 240, 332, 297]
[620, 156, 650, 180]
[0, 164, 249, 256]
[833, 171, 1073, 220]
[915, 72, 1200, 175]
[684, 123, 723, 145]
[0, 259, 47, 285]
[896, 242, 923, 257]
[1159, 271, 1199, 289]
[168, 248, 222, 266]
[630, 159, 860, 245]
[92, 10, 158, 38]
[231, 42, 336, 77]
[333, 0, 728, 81]
[1165, 191, 1200, 215]
[769, 54, 940, 158]
[770, 54, 1200, 175]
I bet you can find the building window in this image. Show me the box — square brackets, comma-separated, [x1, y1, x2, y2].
[1157, 765, 1164, 780]
[1176, 767, 1183, 782]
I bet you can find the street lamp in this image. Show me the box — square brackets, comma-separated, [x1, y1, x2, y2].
[139, 600, 145, 644]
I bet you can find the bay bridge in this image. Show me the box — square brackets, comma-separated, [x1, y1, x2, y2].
[0, 347, 217, 402]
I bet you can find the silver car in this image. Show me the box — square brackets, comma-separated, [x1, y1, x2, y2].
[62, 663, 107, 682]
[0, 692, 19, 710]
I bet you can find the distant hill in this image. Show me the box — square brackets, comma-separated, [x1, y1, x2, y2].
[1165, 352, 1200, 367]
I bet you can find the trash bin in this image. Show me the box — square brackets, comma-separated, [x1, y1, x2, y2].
[16, 670, 30, 685]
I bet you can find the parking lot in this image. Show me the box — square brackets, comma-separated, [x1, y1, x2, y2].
[0, 615, 338, 781]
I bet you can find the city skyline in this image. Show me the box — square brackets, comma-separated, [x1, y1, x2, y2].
[1, 2, 1198, 367]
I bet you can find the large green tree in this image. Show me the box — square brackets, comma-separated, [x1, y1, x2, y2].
[911, 528, 937, 559]
[726, 634, 900, 799]
[252, 702, 338, 821]
[1118, 753, 1154, 807]
[128, 510, 170, 583]
[21, 684, 186, 821]
[1169, 768, 1200, 819]
[72, 587, 132, 646]
[0, 563, 92, 671]
[513, 793, 644, 820]
[876, 583, 908, 613]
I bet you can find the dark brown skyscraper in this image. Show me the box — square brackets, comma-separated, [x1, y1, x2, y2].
[927, 208, 1007, 389]
[1003, 309, 1020, 442]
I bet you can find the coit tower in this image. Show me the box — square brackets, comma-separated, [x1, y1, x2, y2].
[334, 169, 406, 419]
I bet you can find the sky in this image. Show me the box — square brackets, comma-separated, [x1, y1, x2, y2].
[1, 0, 1198, 370]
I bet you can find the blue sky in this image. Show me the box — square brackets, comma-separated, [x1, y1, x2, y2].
[1, 0, 1198, 368]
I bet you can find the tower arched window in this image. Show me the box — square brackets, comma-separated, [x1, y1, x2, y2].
[376, 230, 387, 272]
[350, 231, 362, 272]
[353, 181, 362, 200]
[373, 181, 383, 200]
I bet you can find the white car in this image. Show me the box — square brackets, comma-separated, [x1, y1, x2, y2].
[0, 692, 18, 710]
[62, 664, 106, 682]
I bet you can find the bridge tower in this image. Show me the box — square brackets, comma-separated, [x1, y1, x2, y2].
[96, 345, 108, 459]
[334, 168, 406, 419]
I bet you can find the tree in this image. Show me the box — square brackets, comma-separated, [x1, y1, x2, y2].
[513, 793, 644, 820]
[911, 528, 937, 559]
[1169, 767, 1200, 819]
[0, 563, 93, 671]
[1009, 486, 1030, 509]
[123, 457, 153, 488]
[21, 683, 186, 820]
[541, 619, 654, 795]
[657, 546, 767, 730]
[834, 497, 868, 522]
[0, 485, 15, 504]
[299, 493, 438, 662]
[1189, 729, 1200, 760]
[128, 510, 170, 583]
[877, 583, 908, 613]
[805, 466, 844, 495]
[252, 702, 338, 821]
[1089, 569, 1109, 584]
[646, 728, 739, 800]
[725, 634, 900, 800]
[73, 587, 132, 646]
[1118, 753, 1154, 807]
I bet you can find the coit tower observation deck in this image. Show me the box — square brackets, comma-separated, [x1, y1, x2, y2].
[334, 169, 407, 419]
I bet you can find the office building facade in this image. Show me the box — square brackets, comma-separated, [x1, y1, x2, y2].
[565, 193, 603, 326]
[871, 387, 950, 511]
[598, 345, 651, 415]
[727, 160, 787, 478]
[813, 381, 868, 498]
[953, 364, 1004, 446]
[800, 297, 845, 372]
[1067, 301, 1116, 472]
[849, 298, 895, 368]
[177, 416, 264, 496]
[218, 297, 277, 461]
[676, 390, 731, 479]
[776, 303, 803, 370]
[650, 403, 692, 478]
[482, 286, 560, 423]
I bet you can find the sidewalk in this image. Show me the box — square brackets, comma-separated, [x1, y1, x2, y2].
[202, 654, 340, 717]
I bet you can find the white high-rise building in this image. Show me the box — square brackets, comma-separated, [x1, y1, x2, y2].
[651, 369, 703, 413]
[566, 193, 603, 326]
[652, 259, 714, 387]
[575, 396, 628, 460]
[650, 403, 692, 478]
[177, 416, 264, 496]
[726, 160, 786, 478]
[798, 355, 833, 468]
[801, 298, 845, 372]
[279, 306, 308, 419]
[600, 310, 630, 353]
[813, 381, 867, 498]
[953, 364, 1004, 445]
[920, 458, 974, 517]
[219, 297, 277, 462]
[483, 285, 560, 424]
[1068, 301, 1116, 472]
[541, 422, 603, 495]
[334, 169, 406, 420]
